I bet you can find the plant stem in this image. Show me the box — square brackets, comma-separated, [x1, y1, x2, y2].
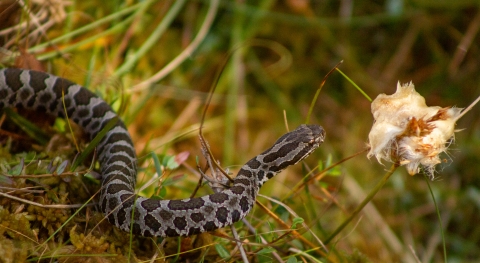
[424, 175, 448, 263]
[324, 163, 398, 245]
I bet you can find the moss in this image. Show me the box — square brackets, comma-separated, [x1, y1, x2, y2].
[0, 235, 31, 263]
[0, 207, 34, 263]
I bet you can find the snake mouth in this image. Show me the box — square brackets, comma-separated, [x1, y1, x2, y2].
[313, 126, 326, 145]
[317, 131, 326, 143]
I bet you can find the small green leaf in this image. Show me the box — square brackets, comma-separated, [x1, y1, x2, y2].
[165, 156, 179, 170]
[291, 217, 304, 229]
[0, 175, 14, 186]
[47, 188, 60, 203]
[317, 160, 324, 171]
[160, 155, 180, 170]
[214, 244, 230, 259]
[56, 160, 69, 174]
[258, 247, 275, 254]
[153, 186, 167, 199]
[318, 182, 329, 189]
[325, 154, 333, 167]
[328, 166, 341, 177]
[25, 151, 37, 160]
[151, 152, 163, 175]
[162, 174, 186, 187]
[286, 256, 299, 263]
[53, 118, 67, 133]
[84, 171, 101, 182]
[8, 159, 24, 176]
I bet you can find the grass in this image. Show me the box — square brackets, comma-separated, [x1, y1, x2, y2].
[1, 0, 480, 262]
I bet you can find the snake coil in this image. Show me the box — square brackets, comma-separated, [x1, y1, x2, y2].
[0, 68, 325, 237]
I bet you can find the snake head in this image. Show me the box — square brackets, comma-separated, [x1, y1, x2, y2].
[260, 124, 325, 173]
[289, 124, 325, 162]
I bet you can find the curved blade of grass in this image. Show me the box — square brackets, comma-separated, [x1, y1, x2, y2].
[36, 14, 137, 61]
[70, 116, 119, 171]
[305, 61, 343, 124]
[151, 152, 163, 176]
[28, 0, 155, 53]
[34, 1, 154, 61]
[3, 108, 50, 144]
[288, 248, 324, 263]
[8, 158, 24, 176]
[129, 0, 219, 92]
[336, 68, 372, 102]
[128, 194, 139, 261]
[114, 0, 187, 77]
[62, 90, 80, 152]
[172, 236, 182, 262]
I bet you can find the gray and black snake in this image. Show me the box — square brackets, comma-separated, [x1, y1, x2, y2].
[0, 68, 325, 237]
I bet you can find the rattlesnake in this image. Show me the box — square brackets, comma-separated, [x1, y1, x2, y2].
[0, 68, 325, 237]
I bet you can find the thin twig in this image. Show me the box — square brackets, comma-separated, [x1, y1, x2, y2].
[448, 11, 480, 76]
[454, 94, 480, 121]
[255, 200, 326, 256]
[0, 191, 87, 209]
[289, 247, 323, 262]
[0, 186, 44, 194]
[408, 245, 423, 263]
[241, 219, 284, 263]
[198, 128, 248, 260]
[1, 170, 86, 178]
[230, 226, 250, 263]
[258, 194, 327, 252]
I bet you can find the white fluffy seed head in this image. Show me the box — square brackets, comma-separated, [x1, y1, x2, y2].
[367, 82, 462, 177]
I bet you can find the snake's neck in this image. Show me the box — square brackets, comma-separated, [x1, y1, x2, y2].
[234, 156, 279, 192]
[240, 125, 324, 191]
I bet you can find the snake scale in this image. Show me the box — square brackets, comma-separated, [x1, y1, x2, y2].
[0, 68, 325, 237]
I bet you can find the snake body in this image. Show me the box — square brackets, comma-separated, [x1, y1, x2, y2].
[0, 68, 325, 237]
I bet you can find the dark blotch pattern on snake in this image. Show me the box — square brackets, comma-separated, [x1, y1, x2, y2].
[0, 68, 325, 237]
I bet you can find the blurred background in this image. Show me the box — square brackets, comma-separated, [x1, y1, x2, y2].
[1, 0, 480, 262]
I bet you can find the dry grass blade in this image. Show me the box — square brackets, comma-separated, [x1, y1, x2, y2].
[258, 194, 327, 251]
[254, 201, 328, 258]
[0, 175, 90, 209]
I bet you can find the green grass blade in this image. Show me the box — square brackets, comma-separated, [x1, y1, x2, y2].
[70, 116, 119, 171]
[3, 108, 50, 145]
[28, 1, 154, 53]
[336, 68, 372, 102]
[151, 152, 163, 176]
[114, 0, 187, 77]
